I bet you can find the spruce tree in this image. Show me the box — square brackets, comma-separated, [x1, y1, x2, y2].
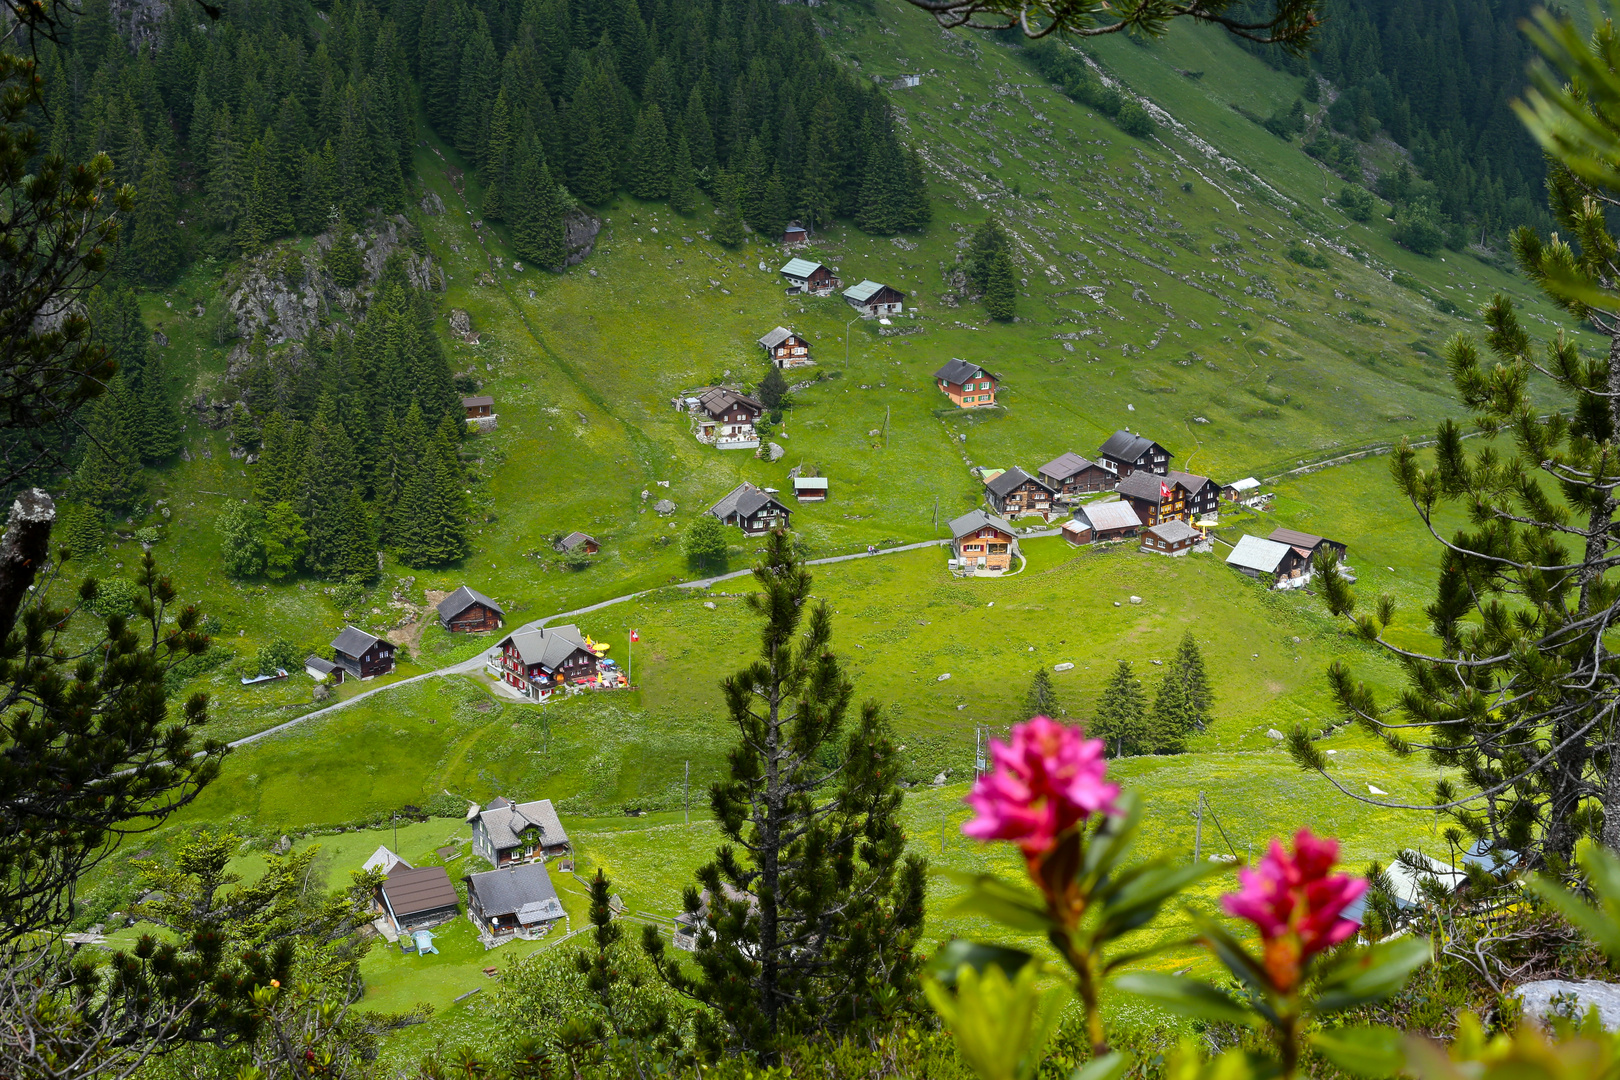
[757, 365, 788, 410]
[138, 348, 184, 462]
[1173, 630, 1214, 730]
[482, 88, 514, 220]
[668, 132, 696, 215]
[984, 248, 1017, 321]
[682, 85, 716, 183]
[129, 150, 181, 284]
[966, 219, 1010, 292]
[262, 502, 308, 581]
[59, 502, 106, 560]
[800, 96, 841, 230]
[71, 377, 145, 513]
[1148, 670, 1191, 754]
[1024, 666, 1060, 718]
[1090, 659, 1146, 757]
[205, 104, 244, 231]
[712, 168, 745, 248]
[511, 134, 568, 270]
[325, 212, 364, 288]
[642, 533, 926, 1060]
[627, 103, 670, 200]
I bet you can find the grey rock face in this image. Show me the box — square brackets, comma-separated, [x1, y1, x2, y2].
[1516, 980, 1620, 1031]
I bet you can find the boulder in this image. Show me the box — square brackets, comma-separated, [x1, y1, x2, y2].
[449, 309, 472, 336]
[1129, 596, 1142, 604]
[932, 772, 948, 786]
[152, 329, 169, 347]
[703, 601, 716, 610]
[1266, 729, 1285, 740]
[421, 191, 446, 216]
[1053, 662, 1074, 672]
[565, 210, 602, 266]
[1516, 980, 1620, 1031]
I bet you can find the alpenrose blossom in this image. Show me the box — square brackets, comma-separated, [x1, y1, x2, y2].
[1222, 829, 1367, 991]
[962, 716, 1120, 865]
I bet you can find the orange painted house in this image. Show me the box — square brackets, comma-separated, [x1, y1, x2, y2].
[933, 358, 998, 408]
[948, 509, 1020, 573]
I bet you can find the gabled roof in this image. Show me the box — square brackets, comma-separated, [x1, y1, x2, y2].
[1168, 470, 1214, 493]
[934, 358, 988, 384]
[1097, 430, 1168, 462]
[1039, 452, 1099, 480]
[556, 532, 596, 552]
[305, 655, 338, 674]
[466, 862, 564, 922]
[984, 466, 1052, 498]
[1226, 534, 1296, 574]
[499, 624, 592, 670]
[758, 326, 795, 349]
[363, 845, 408, 875]
[331, 625, 384, 657]
[697, 387, 763, 417]
[476, 797, 570, 852]
[709, 482, 787, 520]
[844, 279, 901, 302]
[438, 585, 504, 621]
[948, 509, 1016, 539]
[783, 222, 808, 235]
[381, 865, 459, 919]
[1269, 527, 1338, 550]
[1074, 501, 1142, 533]
[1115, 471, 1171, 502]
[461, 395, 495, 408]
[1226, 477, 1262, 493]
[779, 258, 825, 278]
[1146, 518, 1202, 544]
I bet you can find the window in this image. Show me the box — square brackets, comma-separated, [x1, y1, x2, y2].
[988, 543, 1008, 554]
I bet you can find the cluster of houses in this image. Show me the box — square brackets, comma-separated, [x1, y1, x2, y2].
[777, 258, 906, 319]
[366, 795, 571, 948]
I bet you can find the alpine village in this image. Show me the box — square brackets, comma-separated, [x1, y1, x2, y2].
[4, 1, 1615, 1079]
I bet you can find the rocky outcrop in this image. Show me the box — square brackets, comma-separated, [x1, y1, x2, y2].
[565, 210, 602, 267]
[420, 191, 446, 216]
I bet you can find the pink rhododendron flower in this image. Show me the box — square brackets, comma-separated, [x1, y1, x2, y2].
[1222, 829, 1367, 990]
[962, 716, 1120, 864]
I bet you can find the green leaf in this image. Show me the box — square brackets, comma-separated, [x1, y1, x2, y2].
[1187, 914, 1273, 997]
[940, 870, 1058, 934]
[1527, 847, 1620, 964]
[1081, 792, 1142, 883]
[1309, 937, 1431, 1014]
[1097, 861, 1222, 938]
[929, 940, 1037, 987]
[1308, 1027, 1405, 1077]
[1071, 1050, 1132, 1080]
[1112, 972, 1259, 1027]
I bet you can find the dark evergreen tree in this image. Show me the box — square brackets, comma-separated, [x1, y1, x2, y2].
[205, 104, 245, 231]
[325, 212, 364, 288]
[757, 365, 789, 411]
[668, 132, 696, 215]
[1148, 670, 1191, 754]
[1024, 666, 1060, 718]
[627, 103, 670, 200]
[966, 218, 1011, 292]
[984, 249, 1017, 321]
[682, 85, 716, 184]
[1090, 659, 1146, 758]
[1173, 630, 1213, 730]
[138, 348, 184, 462]
[71, 377, 146, 513]
[510, 132, 567, 270]
[643, 533, 927, 1060]
[712, 168, 745, 248]
[59, 501, 107, 560]
[482, 87, 514, 220]
[128, 150, 181, 284]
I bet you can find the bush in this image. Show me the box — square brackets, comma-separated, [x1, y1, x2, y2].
[1285, 244, 1329, 270]
[1116, 99, 1155, 137]
[86, 576, 141, 619]
[1337, 184, 1375, 222]
[254, 638, 303, 677]
[1393, 202, 1444, 256]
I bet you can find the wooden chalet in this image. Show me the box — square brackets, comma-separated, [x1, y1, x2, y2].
[779, 258, 839, 295]
[1038, 452, 1115, 497]
[437, 585, 504, 633]
[1071, 500, 1143, 542]
[330, 626, 396, 680]
[1141, 518, 1202, 557]
[465, 862, 565, 942]
[782, 222, 809, 246]
[1097, 430, 1173, 478]
[376, 861, 460, 934]
[708, 482, 791, 536]
[1060, 519, 1092, 546]
[497, 623, 599, 700]
[1114, 471, 1188, 527]
[1223, 477, 1262, 502]
[1267, 527, 1347, 563]
[948, 509, 1019, 573]
[470, 796, 570, 866]
[759, 326, 812, 368]
[555, 532, 599, 555]
[1168, 471, 1221, 518]
[462, 395, 494, 418]
[933, 358, 997, 408]
[983, 467, 1055, 516]
[304, 655, 343, 684]
[1227, 534, 1311, 589]
[696, 388, 764, 442]
[792, 477, 828, 502]
[843, 279, 906, 318]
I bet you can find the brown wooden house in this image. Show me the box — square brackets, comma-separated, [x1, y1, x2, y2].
[1114, 470, 1188, 527]
[1141, 518, 1202, 557]
[949, 510, 1019, 573]
[497, 624, 598, 700]
[782, 222, 809, 246]
[437, 585, 505, 633]
[1168, 471, 1221, 518]
[1227, 535, 1312, 589]
[1267, 527, 1347, 563]
[933, 358, 998, 408]
[555, 532, 599, 555]
[779, 258, 839, 295]
[708, 482, 791, 536]
[1071, 500, 1143, 542]
[759, 327, 812, 367]
[462, 395, 494, 418]
[1097, 430, 1173, 479]
[843, 279, 906, 318]
[1038, 452, 1116, 497]
[331, 626, 396, 680]
[696, 388, 764, 441]
[983, 467, 1055, 516]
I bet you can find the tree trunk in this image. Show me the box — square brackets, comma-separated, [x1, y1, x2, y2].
[758, 640, 783, 1048]
[1600, 327, 1620, 851]
[0, 489, 54, 641]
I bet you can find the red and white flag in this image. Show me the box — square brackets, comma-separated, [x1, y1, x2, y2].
[1160, 482, 1173, 500]
[630, 629, 640, 643]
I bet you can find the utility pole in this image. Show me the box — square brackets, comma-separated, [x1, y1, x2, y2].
[933, 495, 939, 531]
[974, 725, 986, 778]
[1193, 791, 1205, 863]
[684, 761, 690, 827]
[845, 314, 857, 364]
[392, 812, 398, 853]
[884, 404, 890, 449]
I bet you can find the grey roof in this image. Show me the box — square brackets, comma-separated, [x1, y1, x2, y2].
[1168, 470, 1214, 493]
[783, 222, 807, 235]
[331, 625, 384, 657]
[654, 499, 676, 514]
[709, 482, 786, 520]
[304, 655, 338, 674]
[466, 862, 564, 922]
[697, 387, 763, 418]
[793, 477, 829, 490]
[1146, 518, 1201, 544]
[1098, 430, 1166, 462]
[1226, 534, 1295, 573]
[1115, 471, 1170, 501]
[556, 532, 596, 552]
[758, 326, 795, 349]
[476, 797, 570, 852]
[984, 466, 1052, 498]
[948, 508, 1016, 539]
[934, 358, 988, 384]
[462, 395, 494, 408]
[844, 279, 900, 303]
[779, 258, 824, 278]
[499, 624, 591, 670]
[363, 845, 408, 874]
[437, 585, 504, 621]
[1226, 477, 1261, 493]
[1074, 501, 1142, 533]
[1039, 452, 1098, 480]
[381, 865, 459, 918]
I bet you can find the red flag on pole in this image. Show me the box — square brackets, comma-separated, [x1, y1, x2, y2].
[630, 629, 640, 642]
[1160, 482, 1172, 500]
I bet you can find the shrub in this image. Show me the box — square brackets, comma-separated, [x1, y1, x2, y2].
[86, 576, 141, 619]
[1337, 184, 1375, 222]
[1285, 244, 1329, 270]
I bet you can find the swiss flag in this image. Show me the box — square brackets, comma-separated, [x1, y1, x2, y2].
[630, 630, 640, 643]
[1160, 482, 1173, 500]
